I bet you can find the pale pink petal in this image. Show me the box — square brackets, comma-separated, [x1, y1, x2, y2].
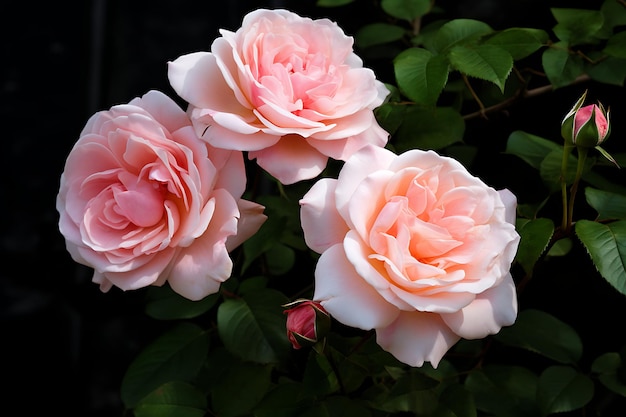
[334, 145, 396, 220]
[441, 273, 518, 339]
[167, 190, 240, 300]
[300, 178, 348, 253]
[314, 244, 400, 330]
[307, 120, 389, 160]
[129, 90, 190, 133]
[376, 311, 460, 368]
[498, 188, 518, 225]
[249, 136, 328, 184]
[225, 199, 267, 251]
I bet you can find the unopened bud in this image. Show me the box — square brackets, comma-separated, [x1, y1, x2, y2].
[283, 299, 330, 349]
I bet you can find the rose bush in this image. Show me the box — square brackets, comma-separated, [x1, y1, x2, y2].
[56, 90, 266, 301]
[167, 8, 390, 185]
[300, 145, 521, 367]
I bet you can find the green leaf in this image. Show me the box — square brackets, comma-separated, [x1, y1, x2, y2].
[495, 309, 583, 364]
[505, 130, 562, 170]
[303, 350, 341, 396]
[464, 365, 541, 417]
[484, 27, 549, 60]
[542, 42, 585, 88]
[448, 44, 513, 92]
[121, 323, 209, 408]
[355, 23, 406, 49]
[539, 149, 581, 192]
[585, 187, 626, 220]
[145, 284, 219, 320]
[586, 56, 626, 86]
[536, 366, 594, 415]
[255, 382, 315, 417]
[551, 8, 605, 44]
[603, 31, 626, 58]
[301, 396, 372, 417]
[378, 369, 440, 415]
[592, 352, 626, 397]
[265, 243, 295, 275]
[392, 105, 465, 151]
[435, 384, 477, 417]
[217, 288, 290, 363]
[575, 219, 626, 295]
[433, 19, 494, 53]
[515, 218, 555, 276]
[393, 47, 449, 105]
[381, 0, 432, 22]
[134, 381, 207, 417]
[211, 361, 272, 417]
[600, 0, 626, 33]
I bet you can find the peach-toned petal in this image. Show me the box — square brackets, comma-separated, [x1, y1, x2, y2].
[314, 244, 400, 330]
[249, 135, 328, 184]
[225, 199, 267, 251]
[441, 273, 518, 339]
[376, 311, 461, 368]
[300, 178, 348, 253]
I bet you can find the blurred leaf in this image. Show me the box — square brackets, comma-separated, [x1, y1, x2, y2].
[515, 218, 554, 275]
[546, 237, 573, 257]
[265, 243, 295, 275]
[465, 365, 541, 417]
[381, 0, 432, 22]
[592, 352, 626, 397]
[301, 396, 372, 417]
[376, 102, 408, 136]
[542, 42, 585, 88]
[394, 47, 449, 105]
[211, 361, 272, 417]
[134, 381, 207, 417]
[484, 27, 549, 60]
[540, 149, 582, 192]
[495, 309, 583, 364]
[585, 187, 626, 220]
[448, 44, 513, 92]
[551, 8, 605, 44]
[303, 349, 341, 396]
[603, 31, 626, 58]
[393, 105, 465, 151]
[600, 0, 626, 33]
[575, 219, 626, 295]
[536, 365, 594, 415]
[254, 382, 315, 417]
[433, 19, 493, 53]
[434, 384, 477, 417]
[217, 288, 290, 363]
[145, 284, 219, 320]
[121, 323, 209, 408]
[356, 23, 406, 49]
[376, 369, 440, 414]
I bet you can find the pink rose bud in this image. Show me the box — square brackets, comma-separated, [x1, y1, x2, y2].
[283, 299, 330, 349]
[561, 90, 611, 148]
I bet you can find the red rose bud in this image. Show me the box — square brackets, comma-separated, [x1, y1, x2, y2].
[283, 299, 330, 349]
[561, 90, 611, 148]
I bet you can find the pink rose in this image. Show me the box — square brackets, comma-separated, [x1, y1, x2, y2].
[167, 8, 390, 185]
[284, 299, 331, 349]
[57, 90, 266, 301]
[300, 145, 520, 367]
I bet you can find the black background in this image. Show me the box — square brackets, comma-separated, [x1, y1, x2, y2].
[3, 1, 626, 416]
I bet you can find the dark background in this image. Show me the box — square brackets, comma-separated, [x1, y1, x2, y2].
[3, 1, 625, 416]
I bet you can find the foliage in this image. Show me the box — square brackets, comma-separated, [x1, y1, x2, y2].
[80, 1, 626, 415]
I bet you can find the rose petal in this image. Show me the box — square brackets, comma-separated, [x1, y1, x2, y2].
[376, 310, 461, 368]
[314, 244, 399, 330]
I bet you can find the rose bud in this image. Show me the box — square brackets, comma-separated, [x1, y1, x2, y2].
[283, 299, 331, 349]
[561, 90, 611, 148]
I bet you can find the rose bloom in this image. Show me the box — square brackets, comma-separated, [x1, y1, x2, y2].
[300, 145, 520, 367]
[167, 8, 390, 185]
[57, 90, 266, 301]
